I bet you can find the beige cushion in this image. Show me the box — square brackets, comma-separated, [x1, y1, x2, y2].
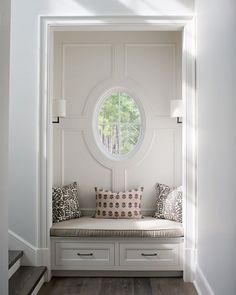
[50, 216, 184, 238]
[95, 187, 143, 219]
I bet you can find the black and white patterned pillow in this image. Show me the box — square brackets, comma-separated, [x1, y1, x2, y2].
[52, 182, 82, 223]
[153, 183, 182, 223]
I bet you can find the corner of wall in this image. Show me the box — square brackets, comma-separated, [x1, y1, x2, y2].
[184, 247, 196, 282]
[194, 264, 215, 295]
[8, 230, 50, 269]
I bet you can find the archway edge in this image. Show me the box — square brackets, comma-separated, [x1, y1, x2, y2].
[39, 16, 196, 282]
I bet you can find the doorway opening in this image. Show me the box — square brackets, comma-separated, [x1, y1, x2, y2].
[39, 17, 196, 282]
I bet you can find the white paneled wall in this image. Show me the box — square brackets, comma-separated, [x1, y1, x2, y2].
[53, 31, 182, 212]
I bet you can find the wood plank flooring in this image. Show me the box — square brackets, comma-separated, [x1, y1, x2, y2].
[39, 277, 197, 295]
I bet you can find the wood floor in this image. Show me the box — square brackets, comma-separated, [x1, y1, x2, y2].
[39, 277, 197, 295]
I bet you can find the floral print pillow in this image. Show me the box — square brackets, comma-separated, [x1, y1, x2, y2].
[95, 187, 144, 219]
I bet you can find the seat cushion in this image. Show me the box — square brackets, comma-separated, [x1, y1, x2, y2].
[50, 216, 184, 238]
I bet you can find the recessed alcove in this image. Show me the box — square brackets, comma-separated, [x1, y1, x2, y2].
[39, 17, 196, 282]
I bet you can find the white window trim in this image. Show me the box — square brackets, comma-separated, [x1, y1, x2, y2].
[94, 88, 144, 161]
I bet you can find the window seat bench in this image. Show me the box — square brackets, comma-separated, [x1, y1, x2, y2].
[50, 216, 184, 238]
[50, 217, 184, 275]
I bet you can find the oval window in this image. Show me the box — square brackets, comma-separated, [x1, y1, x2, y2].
[97, 91, 142, 158]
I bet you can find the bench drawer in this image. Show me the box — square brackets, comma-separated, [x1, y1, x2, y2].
[120, 243, 183, 270]
[55, 242, 115, 268]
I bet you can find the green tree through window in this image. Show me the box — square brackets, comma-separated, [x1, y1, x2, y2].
[98, 91, 142, 157]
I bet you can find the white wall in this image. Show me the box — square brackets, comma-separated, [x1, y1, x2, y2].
[53, 31, 182, 213]
[9, 0, 194, 248]
[0, 0, 11, 293]
[196, 1, 236, 294]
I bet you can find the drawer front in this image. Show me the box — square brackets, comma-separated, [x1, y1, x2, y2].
[55, 242, 115, 267]
[120, 243, 183, 270]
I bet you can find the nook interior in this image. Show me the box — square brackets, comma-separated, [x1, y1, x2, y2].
[52, 30, 182, 205]
[49, 29, 185, 276]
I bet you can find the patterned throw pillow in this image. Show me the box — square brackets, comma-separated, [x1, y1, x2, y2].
[52, 182, 82, 223]
[153, 183, 182, 223]
[95, 187, 144, 219]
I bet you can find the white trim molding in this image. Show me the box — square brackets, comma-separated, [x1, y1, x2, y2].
[194, 264, 215, 295]
[182, 18, 197, 282]
[39, 16, 196, 281]
[8, 230, 50, 271]
[8, 230, 38, 266]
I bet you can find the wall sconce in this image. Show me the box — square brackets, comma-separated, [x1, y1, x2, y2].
[170, 99, 183, 124]
[52, 99, 66, 124]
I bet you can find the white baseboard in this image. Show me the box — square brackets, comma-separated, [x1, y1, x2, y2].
[8, 230, 38, 265]
[37, 248, 50, 267]
[8, 230, 49, 269]
[194, 264, 215, 295]
[52, 270, 183, 277]
[183, 247, 196, 282]
[37, 247, 51, 281]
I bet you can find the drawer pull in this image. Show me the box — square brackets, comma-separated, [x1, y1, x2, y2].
[141, 253, 157, 257]
[77, 253, 93, 256]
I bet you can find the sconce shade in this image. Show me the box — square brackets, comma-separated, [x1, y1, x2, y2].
[170, 100, 183, 118]
[52, 99, 66, 118]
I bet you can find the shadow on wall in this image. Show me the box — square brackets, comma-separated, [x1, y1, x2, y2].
[70, 0, 168, 16]
[71, 0, 193, 17]
[48, 0, 193, 18]
[73, 0, 134, 15]
[175, 0, 194, 12]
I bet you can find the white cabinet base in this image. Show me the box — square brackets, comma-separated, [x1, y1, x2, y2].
[55, 241, 114, 268]
[51, 237, 183, 272]
[120, 242, 182, 270]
